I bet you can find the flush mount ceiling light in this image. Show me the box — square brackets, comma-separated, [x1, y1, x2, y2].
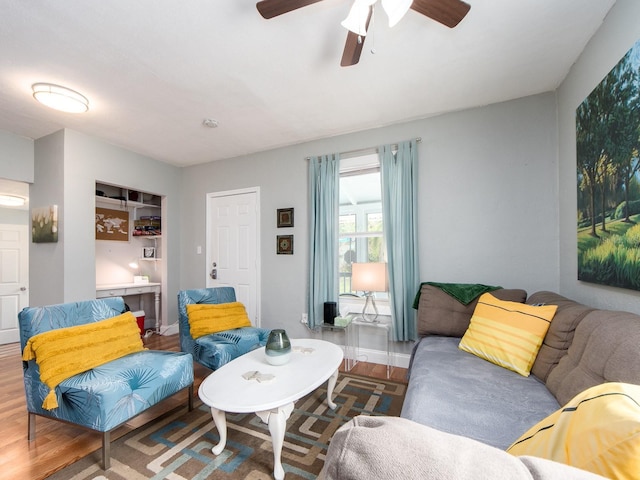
[32, 83, 89, 113]
[0, 194, 26, 207]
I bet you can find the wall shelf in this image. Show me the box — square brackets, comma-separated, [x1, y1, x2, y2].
[95, 195, 160, 210]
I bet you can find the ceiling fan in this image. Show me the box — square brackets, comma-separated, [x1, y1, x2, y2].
[256, 0, 471, 67]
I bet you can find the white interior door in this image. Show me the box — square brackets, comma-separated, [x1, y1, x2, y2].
[0, 224, 29, 344]
[206, 188, 260, 326]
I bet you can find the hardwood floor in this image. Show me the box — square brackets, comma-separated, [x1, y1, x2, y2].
[1, 334, 407, 480]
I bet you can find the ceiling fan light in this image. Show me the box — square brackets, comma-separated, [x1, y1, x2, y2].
[32, 83, 89, 113]
[381, 0, 413, 27]
[341, 0, 375, 36]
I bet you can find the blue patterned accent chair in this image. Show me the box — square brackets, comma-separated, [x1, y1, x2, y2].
[177, 287, 270, 370]
[18, 297, 194, 470]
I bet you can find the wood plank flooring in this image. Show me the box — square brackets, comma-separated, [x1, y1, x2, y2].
[0, 334, 407, 480]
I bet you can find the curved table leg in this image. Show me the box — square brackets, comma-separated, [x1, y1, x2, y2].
[327, 368, 339, 410]
[256, 402, 294, 480]
[209, 407, 227, 455]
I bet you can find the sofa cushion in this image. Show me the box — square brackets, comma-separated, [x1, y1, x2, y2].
[508, 382, 640, 480]
[545, 309, 640, 405]
[320, 415, 606, 480]
[416, 285, 527, 337]
[402, 336, 560, 449]
[186, 301, 252, 339]
[527, 291, 594, 382]
[459, 293, 556, 377]
[22, 312, 145, 410]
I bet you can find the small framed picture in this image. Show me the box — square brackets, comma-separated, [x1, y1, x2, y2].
[277, 208, 294, 228]
[277, 235, 293, 255]
[142, 246, 156, 259]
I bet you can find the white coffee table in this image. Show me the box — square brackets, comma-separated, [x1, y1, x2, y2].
[198, 338, 344, 480]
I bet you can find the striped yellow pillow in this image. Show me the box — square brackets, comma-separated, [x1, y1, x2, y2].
[508, 382, 640, 479]
[186, 302, 252, 339]
[459, 293, 556, 376]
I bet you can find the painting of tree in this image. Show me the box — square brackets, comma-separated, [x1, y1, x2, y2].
[577, 40, 640, 290]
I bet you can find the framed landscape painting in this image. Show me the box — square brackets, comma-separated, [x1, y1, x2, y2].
[576, 38, 640, 291]
[32, 205, 58, 243]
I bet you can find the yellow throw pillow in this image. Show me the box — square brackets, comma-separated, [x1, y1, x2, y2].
[186, 302, 252, 339]
[508, 382, 640, 480]
[22, 312, 145, 410]
[459, 293, 556, 376]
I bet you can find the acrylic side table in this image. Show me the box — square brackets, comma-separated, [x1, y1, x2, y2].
[316, 321, 356, 371]
[351, 316, 392, 378]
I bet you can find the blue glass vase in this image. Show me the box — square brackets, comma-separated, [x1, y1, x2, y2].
[265, 329, 291, 366]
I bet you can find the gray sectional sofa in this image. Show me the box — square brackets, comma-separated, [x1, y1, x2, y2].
[321, 287, 640, 479]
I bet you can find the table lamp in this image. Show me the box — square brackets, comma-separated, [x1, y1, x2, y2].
[351, 262, 388, 322]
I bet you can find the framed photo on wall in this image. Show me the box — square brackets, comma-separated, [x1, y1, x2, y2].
[277, 208, 294, 228]
[277, 235, 293, 255]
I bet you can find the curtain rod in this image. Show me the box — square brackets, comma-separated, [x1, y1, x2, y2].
[305, 137, 422, 161]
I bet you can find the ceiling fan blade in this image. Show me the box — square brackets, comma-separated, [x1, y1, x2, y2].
[256, 0, 325, 19]
[340, 5, 372, 67]
[410, 0, 470, 28]
[341, 31, 366, 67]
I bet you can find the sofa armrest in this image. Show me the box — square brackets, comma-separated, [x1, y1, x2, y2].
[320, 416, 606, 480]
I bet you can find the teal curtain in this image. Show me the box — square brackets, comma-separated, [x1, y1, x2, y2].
[308, 154, 340, 328]
[380, 140, 420, 341]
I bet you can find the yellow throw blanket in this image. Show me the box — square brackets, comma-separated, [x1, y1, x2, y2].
[186, 301, 252, 339]
[22, 312, 145, 410]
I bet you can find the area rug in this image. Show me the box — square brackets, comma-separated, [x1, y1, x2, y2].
[48, 373, 406, 479]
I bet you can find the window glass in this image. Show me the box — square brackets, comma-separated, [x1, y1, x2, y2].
[339, 155, 386, 297]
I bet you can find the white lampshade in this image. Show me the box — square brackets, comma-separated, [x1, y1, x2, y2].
[341, 0, 376, 36]
[32, 83, 89, 113]
[352, 262, 388, 292]
[381, 0, 413, 27]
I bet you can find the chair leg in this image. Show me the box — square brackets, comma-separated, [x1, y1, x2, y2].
[28, 412, 36, 441]
[102, 431, 111, 470]
[188, 384, 194, 411]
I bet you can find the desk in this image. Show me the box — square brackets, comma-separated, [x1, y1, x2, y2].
[96, 282, 161, 331]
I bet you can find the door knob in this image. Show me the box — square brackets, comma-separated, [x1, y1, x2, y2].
[20, 286, 27, 291]
[210, 262, 217, 280]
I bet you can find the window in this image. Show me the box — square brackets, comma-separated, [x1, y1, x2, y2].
[338, 154, 387, 299]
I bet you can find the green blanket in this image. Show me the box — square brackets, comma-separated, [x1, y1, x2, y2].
[412, 282, 501, 309]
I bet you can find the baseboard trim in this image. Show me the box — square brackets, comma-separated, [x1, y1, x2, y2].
[349, 346, 411, 369]
[160, 323, 179, 336]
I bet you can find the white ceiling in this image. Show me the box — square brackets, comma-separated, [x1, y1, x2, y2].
[0, 0, 615, 167]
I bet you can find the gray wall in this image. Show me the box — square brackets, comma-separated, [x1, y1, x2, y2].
[31, 131, 65, 305]
[0, 130, 34, 183]
[180, 92, 560, 341]
[29, 130, 182, 326]
[4, 0, 640, 331]
[557, 0, 640, 314]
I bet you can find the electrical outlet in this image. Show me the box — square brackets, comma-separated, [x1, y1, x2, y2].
[301, 313, 308, 324]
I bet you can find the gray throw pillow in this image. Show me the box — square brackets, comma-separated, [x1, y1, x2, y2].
[416, 285, 526, 337]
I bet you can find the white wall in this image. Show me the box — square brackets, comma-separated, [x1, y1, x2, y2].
[180, 92, 560, 342]
[557, 0, 640, 313]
